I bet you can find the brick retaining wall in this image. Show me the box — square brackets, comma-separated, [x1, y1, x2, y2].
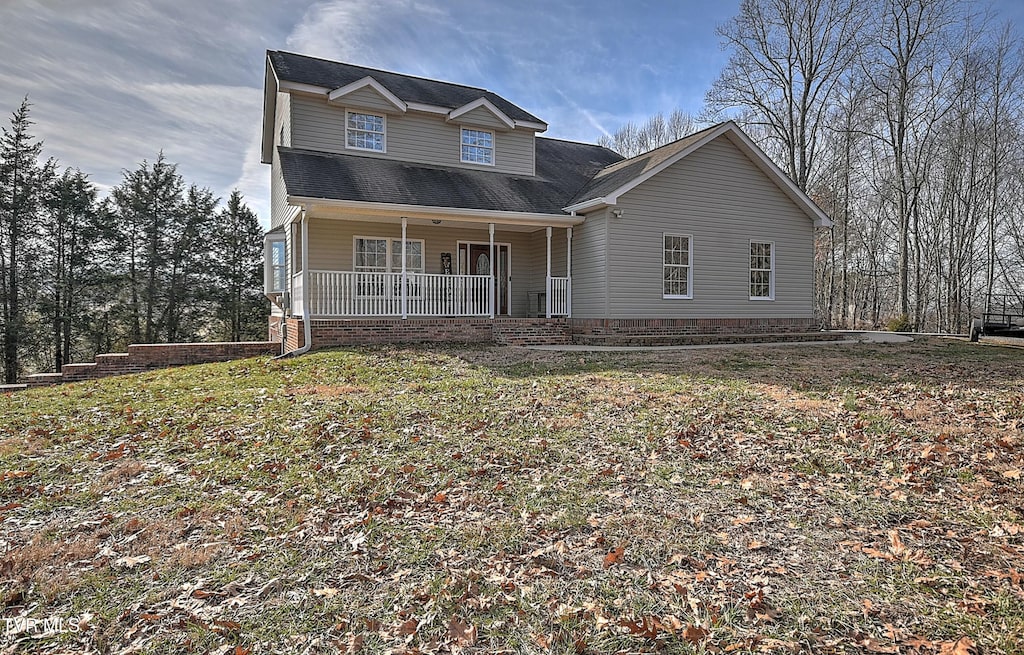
[24, 341, 280, 387]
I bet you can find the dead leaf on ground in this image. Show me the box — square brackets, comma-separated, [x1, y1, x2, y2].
[603, 545, 625, 568]
[447, 615, 477, 646]
[938, 637, 977, 655]
[683, 624, 709, 644]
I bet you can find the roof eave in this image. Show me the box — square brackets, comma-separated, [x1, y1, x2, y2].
[327, 76, 407, 113]
[261, 54, 279, 165]
[562, 197, 613, 213]
[447, 97, 515, 130]
[514, 120, 548, 132]
[572, 122, 833, 228]
[287, 196, 584, 226]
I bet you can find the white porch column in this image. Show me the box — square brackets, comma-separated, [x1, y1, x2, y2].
[488, 223, 495, 319]
[401, 216, 408, 319]
[566, 226, 573, 318]
[545, 226, 552, 319]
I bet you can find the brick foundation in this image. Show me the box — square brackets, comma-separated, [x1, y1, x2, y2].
[269, 315, 822, 350]
[23, 341, 280, 388]
[570, 317, 818, 337]
[274, 317, 571, 350]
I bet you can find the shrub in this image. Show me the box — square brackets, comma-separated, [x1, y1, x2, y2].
[886, 314, 913, 332]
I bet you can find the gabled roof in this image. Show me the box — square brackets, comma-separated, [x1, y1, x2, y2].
[327, 76, 407, 112]
[277, 137, 621, 216]
[263, 51, 549, 164]
[268, 51, 543, 123]
[446, 97, 515, 129]
[566, 121, 833, 227]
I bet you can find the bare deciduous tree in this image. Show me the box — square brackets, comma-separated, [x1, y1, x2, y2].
[706, 0, 859, 191]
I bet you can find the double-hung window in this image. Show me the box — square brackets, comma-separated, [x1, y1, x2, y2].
[749, 241, 774, 300]
[346, 111, 385, 152]
[354, 237, 424, 296]
[663, 234, 692, 299]
[461, 128, 494, 165]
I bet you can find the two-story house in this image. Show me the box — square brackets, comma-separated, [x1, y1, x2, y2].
[262, 51, 832, 351]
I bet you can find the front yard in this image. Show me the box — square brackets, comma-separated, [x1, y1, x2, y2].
[1, 338, 1022, 653]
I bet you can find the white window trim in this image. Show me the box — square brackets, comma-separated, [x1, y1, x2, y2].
[264, 233, 287, 294]
[749, 240, 775, 301]
[460, 127, 495, 166]
[352, 235, 425, 273]
[662, 232, 693, 299]
[345, 110, 386, 153]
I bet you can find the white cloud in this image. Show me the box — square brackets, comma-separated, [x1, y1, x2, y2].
[0, 0, 741, 229]
[231, 125, 272, 227]
[0, 0, 298, 222]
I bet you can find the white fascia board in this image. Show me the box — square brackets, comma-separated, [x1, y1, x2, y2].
[513, 120, 548, 132]
[287, 196, 583, 227]
[261, 59, 280, 164]
[446, 97, 515, 129]
[406, 101, 450, 115]
[278, 80, 330, 95]
[562, 197, 613, 213]
[327, 76, 407, 113]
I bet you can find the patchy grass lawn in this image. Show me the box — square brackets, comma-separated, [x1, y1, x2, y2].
[1, 338, 1022, 654]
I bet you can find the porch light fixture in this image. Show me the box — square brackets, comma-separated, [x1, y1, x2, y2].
[432, 219, 442, 224]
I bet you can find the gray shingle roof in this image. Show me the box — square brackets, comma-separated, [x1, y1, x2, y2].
[278, 137, 622, 215]
[269, 51, 543, 125]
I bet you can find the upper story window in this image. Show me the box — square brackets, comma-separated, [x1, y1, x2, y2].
[749, 241, 774, 300]
[347, 111, 385, 152]
[663, 234, 692, 299]
[461, 128, 494, 165]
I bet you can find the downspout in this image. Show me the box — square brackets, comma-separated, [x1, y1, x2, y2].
[278, 211, 312, 358]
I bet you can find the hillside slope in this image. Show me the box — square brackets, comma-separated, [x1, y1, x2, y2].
[1, 341, 1022, 653]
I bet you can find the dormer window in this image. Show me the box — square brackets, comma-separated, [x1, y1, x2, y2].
[461, 128, 494, 165]
[347, 111, 385, 152]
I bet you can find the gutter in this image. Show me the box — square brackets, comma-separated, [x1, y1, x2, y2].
[276, 212, 313, 359]
[286, 196, 585, 227]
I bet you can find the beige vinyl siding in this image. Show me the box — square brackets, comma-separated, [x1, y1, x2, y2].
[605, 135, 815, 318]
[570, 210, 609, 318]
[304, 218, 537, 317]
[525, 228, 570, 313]
[270, 93, 292, 229]
[336, 86, 401, 114]
[270, 150, 290, 229]
[457, 106, 509, 131]
[289, 94, 535, 176]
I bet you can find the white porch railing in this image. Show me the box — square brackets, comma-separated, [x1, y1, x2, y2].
[549, 276, 570, 317]
[306, 270, 492, 317]
[291, 272, 304, 314]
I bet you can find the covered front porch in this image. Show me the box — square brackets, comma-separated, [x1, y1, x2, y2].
[267, 199, 579, 321]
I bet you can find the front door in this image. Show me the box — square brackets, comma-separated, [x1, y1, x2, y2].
[463, 243, 510, 315]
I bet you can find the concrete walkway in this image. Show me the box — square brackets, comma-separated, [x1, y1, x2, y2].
[527, 330, 914, 352]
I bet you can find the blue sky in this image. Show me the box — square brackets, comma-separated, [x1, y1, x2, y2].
[1, 0, 1022, 226]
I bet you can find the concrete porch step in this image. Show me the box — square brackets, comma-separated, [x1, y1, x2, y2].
[571, 331, 847, 347]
